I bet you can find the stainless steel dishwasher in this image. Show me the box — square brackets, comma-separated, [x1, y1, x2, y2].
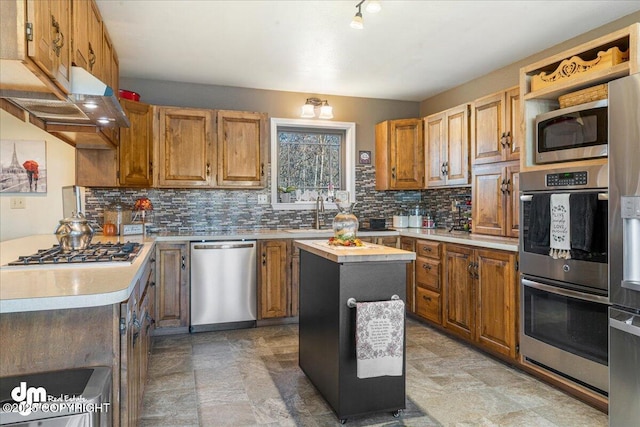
[190, 241, 257, 332]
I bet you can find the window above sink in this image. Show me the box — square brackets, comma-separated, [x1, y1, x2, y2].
[270, 118, 356, 211]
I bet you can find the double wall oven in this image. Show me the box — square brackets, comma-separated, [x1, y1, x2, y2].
[519, 164, 609, 395]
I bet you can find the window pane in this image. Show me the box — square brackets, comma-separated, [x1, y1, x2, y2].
[277, 129, 343, 195]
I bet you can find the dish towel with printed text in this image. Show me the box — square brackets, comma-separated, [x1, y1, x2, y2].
[355, 299, 404, 379]
[550, 193, 571, 259]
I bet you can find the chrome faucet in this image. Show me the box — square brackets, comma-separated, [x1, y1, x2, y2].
[314, 196, 325, 229]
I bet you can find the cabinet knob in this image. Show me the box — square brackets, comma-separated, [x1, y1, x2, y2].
[422, 263, 431, 270]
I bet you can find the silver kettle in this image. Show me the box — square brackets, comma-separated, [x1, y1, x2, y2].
[54, 212, 95, 252]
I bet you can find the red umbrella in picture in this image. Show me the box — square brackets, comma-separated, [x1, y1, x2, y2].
[23, 160, 39, 191]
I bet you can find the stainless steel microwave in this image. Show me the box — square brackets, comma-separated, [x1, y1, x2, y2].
[535, 99, 608, 164]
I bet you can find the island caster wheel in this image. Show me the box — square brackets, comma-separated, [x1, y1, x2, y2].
[339, 419, 347, 424]
[392, 410, 401, 418]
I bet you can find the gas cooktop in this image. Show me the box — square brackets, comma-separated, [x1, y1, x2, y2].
[7, 242, 142, 266]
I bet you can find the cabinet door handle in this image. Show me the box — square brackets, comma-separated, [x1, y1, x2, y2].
[422, 295, 432, 302]
[261, 163, 265, 177]
[391, 166, 396, 180]
[505, 179, 511, 195]
[149, 281, 156, 288]
[473, 262, 479, 279]
[88, 42, 96, 71]
[423, 246, 432, 252]
[500, 179, 507, 194]
[262, 253, 266, 266]
[468, 263, 474, 277]
[51, 14, 64, 57]
[181, 255, 186, 270]
[206, 162, 210, 176]
[441, 163, 446, 176]
[422, 263, 432, 270]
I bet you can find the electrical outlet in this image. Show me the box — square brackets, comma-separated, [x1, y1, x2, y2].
[257, 194, 268, 204]
[10, 197, 26, 209]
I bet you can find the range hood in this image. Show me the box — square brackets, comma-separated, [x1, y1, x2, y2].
[1, 66, 130, 128]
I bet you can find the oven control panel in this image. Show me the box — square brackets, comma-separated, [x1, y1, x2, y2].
[546, 171, 588, 186]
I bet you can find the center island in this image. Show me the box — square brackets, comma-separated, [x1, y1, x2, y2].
[294, 239, 416, 424]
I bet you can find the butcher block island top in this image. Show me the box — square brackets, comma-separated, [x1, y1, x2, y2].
[294, 239, 417, 263]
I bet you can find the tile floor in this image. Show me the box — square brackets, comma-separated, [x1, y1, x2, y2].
[140, 319, 608, 426]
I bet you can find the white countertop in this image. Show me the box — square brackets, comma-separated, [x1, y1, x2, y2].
[0, 229, 517, 314]
[294, 240, 416, 263]
[0, 235, 155, 313]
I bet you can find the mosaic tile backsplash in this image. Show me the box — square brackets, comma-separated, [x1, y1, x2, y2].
[84, 165, 471, 232]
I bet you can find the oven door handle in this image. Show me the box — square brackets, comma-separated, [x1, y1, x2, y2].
[520, 193, 608, 202]
[610, 317, 640, 338]
[522, 278, 610, 304]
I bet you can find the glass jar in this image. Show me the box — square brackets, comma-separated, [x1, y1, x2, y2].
[333, 201, 359, 240]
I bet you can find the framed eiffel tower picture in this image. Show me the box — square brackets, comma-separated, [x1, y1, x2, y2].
[0, 139, 47, 193]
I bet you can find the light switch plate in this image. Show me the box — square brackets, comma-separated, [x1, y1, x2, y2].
[120, 223, 144, 235]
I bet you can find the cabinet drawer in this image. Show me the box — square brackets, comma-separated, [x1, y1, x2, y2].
[416, 240, 441, 259]
[415, 287, 441, 324]
[415, 257, 440, 291]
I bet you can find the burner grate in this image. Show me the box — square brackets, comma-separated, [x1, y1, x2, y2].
[8, 242, 142, 266]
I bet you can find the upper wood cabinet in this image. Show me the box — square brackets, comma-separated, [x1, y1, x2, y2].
[471, 86, 520, 165]
[0, 0, 73, 95]
[472, 160, 519, 237]
[216, 110, 267, 188]
[157, 107, 216, 188]
[425, 103, 470, 187]
[119, 99, 154, 187]
[375, 118, 425, 190]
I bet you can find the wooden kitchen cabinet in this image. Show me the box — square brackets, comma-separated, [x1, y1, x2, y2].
[425, 104, 470, 187]
[472, 160, 519, 237]
[443, 244, 474, 339]
[258, 239, 291, 319]
[154, 242, 189, 330]
[414, 239, 443, 325]
[401, 237, 416, 313]
[375, 118, 425, 190]
[119, 99, 154, 187]
[470, 87, 521, 165]
[29, 0, 72, 92]
[216, 110, 267, 188]
[76, 147, 118, 187]
[72, 0, 102, 75]
[120, 251, 155, 427]
[157, 107, 216, 188]
[443, 243, 518, 359]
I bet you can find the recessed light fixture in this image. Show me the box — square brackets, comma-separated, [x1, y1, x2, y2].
[97, 118, 112, 125]
[300, 97, 333, 119]
[351, 0, 381, 29]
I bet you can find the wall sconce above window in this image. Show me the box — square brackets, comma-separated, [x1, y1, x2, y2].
[300, 97, 334, 119]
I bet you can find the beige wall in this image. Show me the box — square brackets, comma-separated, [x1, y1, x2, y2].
[420, 12, 640, 116]
[0, 110, 76, 241]
[119, 77, 420, 154]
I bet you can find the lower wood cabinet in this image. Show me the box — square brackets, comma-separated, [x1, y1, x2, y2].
[414, 239, 443, 325]
[258, 239, 291, 319]
[400, 237, 416, 313]
[444, 243, 518, 359]
[120, 251, 155, 426]
[154, 242, 189, 330]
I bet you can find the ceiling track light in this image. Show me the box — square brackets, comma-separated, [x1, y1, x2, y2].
[350, 0, 381, 29]
[301, 97, 333, 119]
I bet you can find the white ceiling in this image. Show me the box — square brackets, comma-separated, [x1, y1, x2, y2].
[96, 1, 640, 102]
